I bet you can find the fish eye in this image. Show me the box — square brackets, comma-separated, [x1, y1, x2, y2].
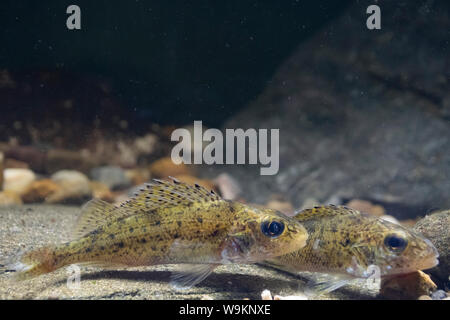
[384, 234, 408, 253]
[261, 220, 285, 238]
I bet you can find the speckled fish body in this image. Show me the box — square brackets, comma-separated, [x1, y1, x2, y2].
[266, 205, 438, 279]
[13, 179, 308, 287]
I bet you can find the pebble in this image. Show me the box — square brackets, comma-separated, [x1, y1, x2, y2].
[300, 198, 321, 210]
[90, 166, 131, 190]
[213, 173, 241, 200]
[149, 157, 191, 178]
[22, 179, 60, 203]
[3, 145, 46, 172]
[431, 290, 448, 300]
[346, 199, 385, 217]
[89, 181, 115, 202]
[413, 210, 450, 286]
[261, 289, 273, 300]
[3, 168, 36, 195]
[46, 149, 96, 174]
[4, 158, 29, 169]
[266, 199, 294, 215]
[379, 215, 400, 225]
[47, 170, 92, 204]
[0, 190, 23, 206]
[125, 168, 151, 186]
[380, 270, 437, 300]
[133, 134, 158, 155]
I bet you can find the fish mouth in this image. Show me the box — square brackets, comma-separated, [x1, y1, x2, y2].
[419, 239, 440, 270]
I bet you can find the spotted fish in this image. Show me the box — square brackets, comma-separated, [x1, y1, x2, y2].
[264, 205, 439, 293]
[10, 178, 308, 289]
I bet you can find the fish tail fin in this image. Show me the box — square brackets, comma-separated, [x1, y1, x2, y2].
[7, 246, 58, 280]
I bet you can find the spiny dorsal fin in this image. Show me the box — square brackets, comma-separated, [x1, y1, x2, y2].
[72, 199, 133, 239]
[119, 177, 222, 211]
[293, 205, 361, 222]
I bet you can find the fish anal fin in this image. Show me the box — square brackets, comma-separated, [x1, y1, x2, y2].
[169, 264, 218, 290]
[72, 199, 132, 240]
[304, 273, 354, 297]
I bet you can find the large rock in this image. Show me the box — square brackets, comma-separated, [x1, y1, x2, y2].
[201, 0, 450, 218]
[413, 210, 450, 287]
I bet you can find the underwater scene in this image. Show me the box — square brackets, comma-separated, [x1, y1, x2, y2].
[0, 0, 449, 302]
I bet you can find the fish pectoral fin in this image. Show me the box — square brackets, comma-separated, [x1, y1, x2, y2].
[72, 199, 133, 240]
[304, 273, 354, 296]
[169, 264, 218, 291]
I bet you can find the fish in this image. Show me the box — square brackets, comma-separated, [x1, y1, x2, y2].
[9, 178, 308, 289]
[264, 205, 439, 293]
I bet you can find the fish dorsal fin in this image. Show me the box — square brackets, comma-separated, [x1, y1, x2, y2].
[119, 177, 222, 211]
[293, 205, 360, 222]
[72, 199, 133, 239]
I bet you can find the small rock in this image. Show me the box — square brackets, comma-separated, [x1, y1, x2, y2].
[4, 146, 47, 172]
[300, 198, 321, 210]
[125, 168, 151, 186]
[47, 170, 92, 204]
[324, 194, 343, 206]
[149, 157, 192, 178]
[90, 166, 131, 190]
[89, 181, 115, 202]
[46, 149, 96, 174]
[3, 168, 36, 196]
[134, 134, 158, 155]
[0, 190, 23, 206]
[261, 289, 273, 300]
[398, 218, 418, 228]
[431, 290, 447, 300]
[213, 173, 242, 200]
[380, 271, 437, 300]
[4, 158, 29, 169]
[413, 210, 450, 286]
[266, 199, 294, 215]
[22, 179, 60, 203]
[418, 295, 432, 300]
[114, 192, 131, 205]
[346, 199, 385, 217]
[380, 215, 400, 225]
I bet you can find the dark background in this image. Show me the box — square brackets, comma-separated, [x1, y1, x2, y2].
[0, 1, 351, 128]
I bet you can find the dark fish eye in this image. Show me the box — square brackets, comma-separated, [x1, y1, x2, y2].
[384, 234, 408, 253]
[261, 220, 285, 238]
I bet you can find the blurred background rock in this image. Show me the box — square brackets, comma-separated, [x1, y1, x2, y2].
[0, 0, 449, 219]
